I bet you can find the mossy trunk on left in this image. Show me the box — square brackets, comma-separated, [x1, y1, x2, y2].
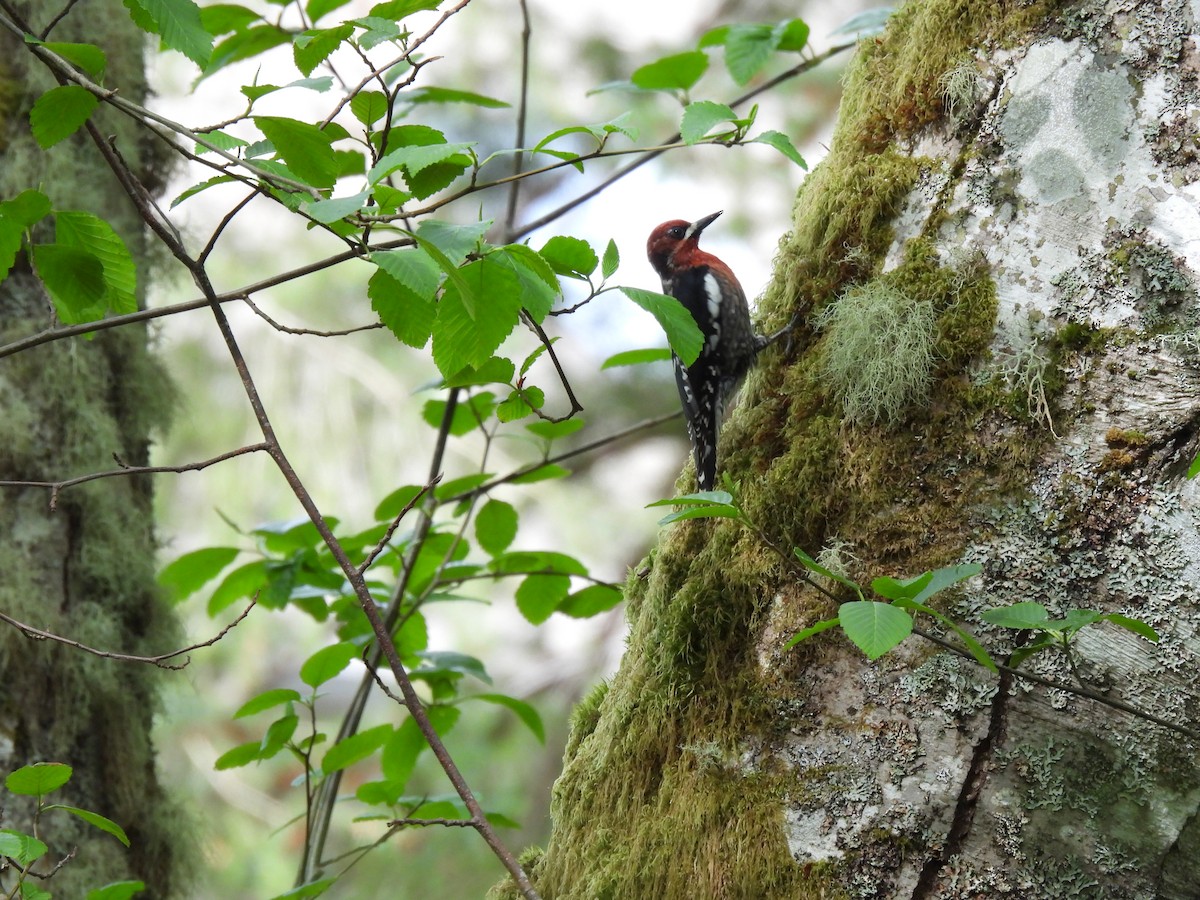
[0, 2, 191, 895]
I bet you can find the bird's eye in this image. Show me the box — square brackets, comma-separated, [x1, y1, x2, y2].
[668, 226, 685, 239]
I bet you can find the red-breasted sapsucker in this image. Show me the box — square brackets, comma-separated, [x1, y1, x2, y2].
[647, 210, 792, 491]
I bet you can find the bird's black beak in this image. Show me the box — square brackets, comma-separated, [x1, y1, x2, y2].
[691, 210, 722, 236]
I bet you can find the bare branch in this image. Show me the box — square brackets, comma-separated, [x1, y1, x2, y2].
[242, 295, 385, 338]
[0, 601, 257, 670]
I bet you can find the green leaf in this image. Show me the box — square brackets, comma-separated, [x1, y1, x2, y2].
[30, 40, 107, 81]
[468, 693, 545, 742]
[444, 356, 517, 387]
[475, 499, 518, 555]
[29, 85, 97, 148]
[1103, 613, 1159, 642]
[351, 90, 390, 127]
[293, 24, 353, 77]
[0, 191, 50, 283]
[508, 463, 570, 484]
[122, 0, 213, 67]
[793, 546, 864, 597]
[32, 243, 106, 322]
[871, 572, 934, 602]
[300, 641, 358, 687]
[259, 713, 299, 757]
[412, 651, 491, 685]
[525, 418, 584, 440]
[601, 238, 620, 279]
[406, 86, 509, 108]
[783, 616, 841, 649]
[269, 878, 335, 899]
[515, 574, 571, 624]
[749, 130, 808, 168]
[601, 347, 672, 369]
[415, 217, 491, 267]
[981, 601, 1050, 630]
[681, 100, 738, 144]
[368, 140, 474, 186]
[539, 236, 597, 279]
[322, 724, 393, 773]
[0, 830, 47, 866]
[234, 688, 302, 719]
[208, 559, 268, 615]
[46, 805, 129, 846]
[6, 762, 72, 796]
[775, 18, 811, 52]
[369, 0, 443, 18]
[171, 174, 237, 208]
[200, 3, 260, 36]
[206, 24, 291, 75]
[369, 269, 435, 349]
[370, 245, 443, 303]
[558, 584, 623, 618]
[722, 24, 775, 85]
[422, 393, 494, 435]
[492, 244, 560, 322]
[55, 211, 138, 314]
[434, 472, 493, 500]
[839, 601, 912, 659]
[496, 387, 543, 422]
[255, 116, 339, 189]
[656, 504, 740, 525]
[619, 286, 703, 365]
[308, 0, 353, 20]
[304, 190, 370, 223]
[86, 881, 146, 900]
[631, 51, 708, 92]
[213, 740, 262, 770]
[646, 490, 734, 508]
[431, 257, 522, 378]
[158, 547, 239, 603]
[533, 113, 638, 151]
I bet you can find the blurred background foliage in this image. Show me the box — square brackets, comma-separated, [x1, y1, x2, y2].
[145, 0, 873, 894]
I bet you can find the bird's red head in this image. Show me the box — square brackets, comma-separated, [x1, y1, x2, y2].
[646, 210, 723, 277]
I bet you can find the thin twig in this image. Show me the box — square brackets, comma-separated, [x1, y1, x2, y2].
[0, 601, 257, 670]
[502, 0, 532, 239]
[0, 443, 270, 511]
[358, 476, 442, 575]
[242, 295, 385, 338]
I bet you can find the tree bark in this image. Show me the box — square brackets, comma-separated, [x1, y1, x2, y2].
[0, 2, 191, 894]
[509, 0, 1200, 897]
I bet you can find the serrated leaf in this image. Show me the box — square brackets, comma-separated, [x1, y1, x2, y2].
[496, 387, 543, 422]
[308, 0, 353, 20]
[29, 85, 97, 148]
[6, 762, 72, 796]
[631, 51, 708, 92]
[158, 546, 239, 603]
[201, 3, 260, 36]
[493, 244, 560, 322]
[475, 499, 518, 555]
[369, 269, 435, 348]
[30, 40, 107, 81]
[0, 830, 47, 866]
[619, 286, 703, 366]
[601, 238, 620, 279]
[749, 130, 808, 168]
[722, 24, 774, 85]
[515, 574, 571, 624]
[431, 257, 523, 378]
[468, 693, 544, 742]
[255, 116, 338, 189]
[234, 688, 302, 718]
[839, 601, 912, 659]
[681, 100, 738, 145]
[368, 141, 474, 186]
[369, 0, 443, 18]
[981, 601, 1050, 630]
[293, 24, 353, 77]
[300, 641, 358, 687]
[538, 235, 597, 279]
[47, 805, 129, 846]
[415, 218, 491, 266]
[32, 243, 106, 322]
[558, 584, 623, 619]
[323, 724, 392, 773]
[55, 211, 138, 314]
[351, 90, 390, 127]
[304, 189, 370, 223]
[123, 0, 213, 67]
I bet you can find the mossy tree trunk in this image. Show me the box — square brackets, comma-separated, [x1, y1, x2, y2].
[0, 2, 190, 894]
[510, 0, 1200, 897]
